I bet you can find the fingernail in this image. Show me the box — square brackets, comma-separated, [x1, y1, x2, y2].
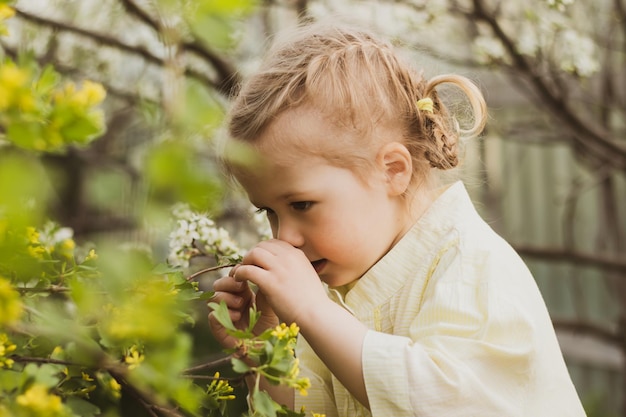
[228, 264, 240, 277]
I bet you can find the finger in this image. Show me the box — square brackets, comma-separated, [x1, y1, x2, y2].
[213, 274, 248, 293]
[242, 245, 277, 270]
[211, 291, 247, 310]
[233, 264, 272, 289]
[255, 239, 294, 255]
[228, 264, 240, 277]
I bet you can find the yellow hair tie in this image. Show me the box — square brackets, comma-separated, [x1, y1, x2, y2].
[416, 97, 434, 113]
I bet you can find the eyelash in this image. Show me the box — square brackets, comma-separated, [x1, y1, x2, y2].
[291, 201, 313, 211]
[254, 202, 313, 214]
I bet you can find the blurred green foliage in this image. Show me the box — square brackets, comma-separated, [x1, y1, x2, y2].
[0, 0, 309, 416]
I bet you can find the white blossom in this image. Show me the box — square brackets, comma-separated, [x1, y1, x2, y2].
[473, 35, 507, 64]
[517, 23, 539, 56]
[546, 0, 574, 12]
[555, 29, 599, 77]
[38, 221, 74, 248]
[167, 204, 245, 268]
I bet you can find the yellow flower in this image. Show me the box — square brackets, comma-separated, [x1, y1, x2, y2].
[312, 413, 326, 417]
[208, 371, 235, 401]
[0, 276, 23, 325]
[124, 345, 144, 370]
[16, 384, 64, 415]
[271, 322, 300, 340]
[26, 227, 40, 244]
[109, 377, 122, 397]
[63, 80, 106, 108]
[0, 5, 15, 20]
[0, 62, 29, 90]
[296, 376, 311, 396]
[79, 80, 106, 106]
[0, 5, 14, 37]
[56, 238, 75, 258]
[0, 333, 17, 369]
[85, 249, 98, 262]
[28, 245, 47, 259]
[19, 95, 35, 112]
[81, 372, 94, 382]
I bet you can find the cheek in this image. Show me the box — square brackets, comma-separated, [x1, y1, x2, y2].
[314, 216, 364, 251]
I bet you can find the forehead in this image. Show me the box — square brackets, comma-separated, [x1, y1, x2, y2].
[226, 103, 388, 191]
[235, 152, 340, 206]
[256, 104, 349, 161]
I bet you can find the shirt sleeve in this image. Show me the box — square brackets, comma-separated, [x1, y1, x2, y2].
[362, 248, 537, 417]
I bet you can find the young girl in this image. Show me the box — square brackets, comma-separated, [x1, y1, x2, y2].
[209, 22, 587, 417]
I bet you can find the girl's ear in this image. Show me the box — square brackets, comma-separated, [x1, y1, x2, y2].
[377, 142, 413, 196]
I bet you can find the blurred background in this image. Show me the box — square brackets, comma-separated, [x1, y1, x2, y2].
[2, 0, 624, 415]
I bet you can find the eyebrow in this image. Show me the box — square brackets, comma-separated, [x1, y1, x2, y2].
[279, 191, 308, 200]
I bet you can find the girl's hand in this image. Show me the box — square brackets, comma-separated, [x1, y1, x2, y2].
[208, 270, 279, 350]
[229, 240, 370, 408]
[233, 239, 330, 325]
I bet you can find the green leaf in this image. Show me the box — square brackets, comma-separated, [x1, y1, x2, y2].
[59, 113, 104, 143]
[231, 358, 250, 374]
[207, 301, 235, 331]
[152, 263, 182, 275]
[0, 366, 23, 391]
[66, 397, 100, 417]
[247, 305, 261, 333]
[279, 405, 307, 417]
[198, 291, 216, 301]
[22, 363, 63, 388]
[251, 389, 281, 417]
[6, 120, 44, 150]
[35, 64, 60, 95]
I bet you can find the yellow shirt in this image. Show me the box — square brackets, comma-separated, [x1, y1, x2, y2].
[295, 181, 586, 417]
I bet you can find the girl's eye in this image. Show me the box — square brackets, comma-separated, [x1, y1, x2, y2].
[291, 201, 313, 211]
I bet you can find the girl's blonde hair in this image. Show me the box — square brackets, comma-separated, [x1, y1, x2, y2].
[226, 21, 487, 183]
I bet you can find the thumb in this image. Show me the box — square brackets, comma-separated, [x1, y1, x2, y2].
[208, 312, 240, 350]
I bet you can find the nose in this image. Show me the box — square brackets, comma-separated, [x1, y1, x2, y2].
[275, 219, 305, 248]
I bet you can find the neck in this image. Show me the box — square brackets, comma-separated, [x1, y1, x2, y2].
[408, 184, 441, 226]
[386, 185, 438, 249]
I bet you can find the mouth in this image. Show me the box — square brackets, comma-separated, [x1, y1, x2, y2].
[311, 259, 327, 274]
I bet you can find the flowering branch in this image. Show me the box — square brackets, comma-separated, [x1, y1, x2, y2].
[118, 0, 240, 95]
[12, 5, 238, 96]
[469, 0, 626, 169]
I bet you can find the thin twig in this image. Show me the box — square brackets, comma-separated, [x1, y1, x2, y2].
[186, 263, 237, 282]
[15, 285, 70, 294]
[183, 355, 233, 373]
[10, 355, 77, 367]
